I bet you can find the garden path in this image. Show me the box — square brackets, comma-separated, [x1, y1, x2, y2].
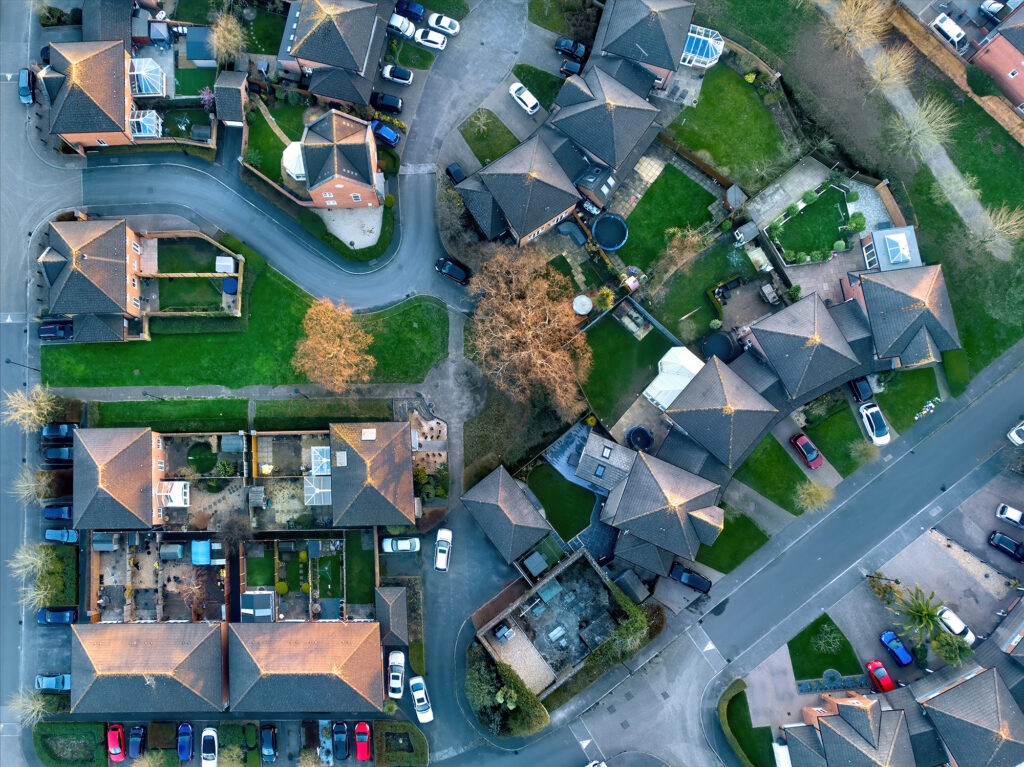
[252, 98, 291, 145]
[722, 479, 798, 536]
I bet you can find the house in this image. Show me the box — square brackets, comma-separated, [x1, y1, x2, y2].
[287, 109, 381, 208]
[38, 217, 143, 342]
[215, 70, 249, 126]
[591, 0, 696, 89]
[461, 465, 553, 564]
[329, 423, 416, 527]
[971, 8, 1024, 115]
[375, 586, 409, 646]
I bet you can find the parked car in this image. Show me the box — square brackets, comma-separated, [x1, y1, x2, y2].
[938, 606, 976, 646]
[381, 64, 414, 86]
[668, 563, 712, 594]
[509, 82, 540, 115]
[387, 650, 405, 699]
[38, 320, 72, 340]
[444, 162, 466, 185]
[866, 660, 896, 693]
[555, 36, 586, 59]
[428, 12, 459, 35]
[129, 726, 147, 758]
[879, 629, 913, 667]
[997, 503, 1024, 528]
[434, 256, 470, 285]
[108, 725, 126, 764]
[1008, 419, 1024, 446]
[395, 0, 425, 22]
[44, 528, 80, 544]
[201, 728, 218, 767]
[43, 504, 72, 521]
[18, 67, 35, 105]
[409, 676, 434, 723]
[381, 536, 420, 553]
[980, 0, 1015, 24]
[35, 673, 71, 692]
[177, 723, 194, 762]
[331, 722, 349, 761]
[386, 12, 416, 38]
[259, 725, 277, 763]
[370, 92, 403, 114]
[560, 59, 582, 77]
[354, 722, 371, 761]
[37, 606, 77, 625]
[434, 528, 452, 571]
[859, 403, 890, 446]
[989, 530, 1024, 562]
[931, 12, 965, 46]
[41, 445, 72, 464]
[414, 28, 447, 50]
[370, 120, 401, 148]
[848, 376, 872, 402]
[40, 45, 50, 64]
[789, 433, 824, 469]
[40, 422, 77, 442]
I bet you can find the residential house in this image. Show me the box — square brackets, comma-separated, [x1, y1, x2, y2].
[375, 586, 409, 646]
[461, 465, 553, 565]
[215, 70, 249, 127]
[288, 109, 381, 208]
[971, 7, 1024, 115]
[329, 423, 416, 527]
[591, 0, 695, 89]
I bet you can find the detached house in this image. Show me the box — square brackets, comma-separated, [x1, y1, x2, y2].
[285, 109, 381, 208]
[591, 0, 695, 89]
[329, 423, 415, 527]
[462, 465, 553, 565]
[971, 7, 1024, 115]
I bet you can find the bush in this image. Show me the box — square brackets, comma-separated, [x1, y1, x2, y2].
[384, 194, 395, 208]
[718, 681, 758, 767]
[811, 250, 829, 262]
[785, 203, 799, 218]
[827, 170, 845, 188]
[942, 349, 970, 397]
[384, 700, 398, 716]
[846, 190, 859, 202]
[38, 6, 66, 26]
[243, 147, 263, 168]
[373, 721, 428, 766]
[967, 65, 1002, 98]
[496, 662, 550, 736]
[767, 221, 783, 240]
[833, 240, 846, 252]
[848, 211, 867, 232]
[710, 318, 723, 329]
[294, 512, 315, 529]
[275, 581, 288, 595]
[286, 89, 302, 106]
[786, 285, 802, 302]
[802, 190, 818, 205]
[720, 219, 733, 232]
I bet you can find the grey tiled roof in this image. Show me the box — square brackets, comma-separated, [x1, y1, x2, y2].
[302, 110, 375, 191]
[308, 65, 374, 106]
[727, 350, 781, 393]
[478, 136, 580, 239]
[828, 299, 872, 343]
[666, 357, 777, 468]
[214, 70, 247, 123]
[73, 313, 125, 342]
[462, 466, 551, 564]
[329, 423, 415, 527]
[818, 706, 915, 767]
[290, 0, 377, 70]
[594, 0, 694, 72]
[71, 623, 222, 713]
[82, 0, 131, 48]
[883, 687, 947, 767]
[538, 125, 590, 184]
[48, 41, 127, 135]
[751, 294, 860, 399]
[44, 219, 128, 315]
[655, 429, 710, 475]
[785, 726, 827, 767]
[554, 75, 594, 109]
[593, 55, 657, 96]
[73, 427, 153, 530]
[457, 174, 508, 240]
[860, 266, 960, 364]
[576, 430, 636, 492]
[613, 531, 674, 576]
[375, 586, 408, 646]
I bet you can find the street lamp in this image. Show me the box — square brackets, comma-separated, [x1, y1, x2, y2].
[869, 575, 901, 585]
[142, 391, 167, 401]
[5, 358, 40, 372]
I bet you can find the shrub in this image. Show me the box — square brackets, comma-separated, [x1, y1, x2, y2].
[38, 6, 66, 26]
[496, 662, 549, 736]
[286, 89, 302, 106]
[744, 72, 756, 83]
[762, 91, 782, 106]
[811, 250, 829, 262]
[966, 65, 1002, 98]
[301, 582, 310, 593]
[243, 147, 263, 169]
[710, 319, 723, 330]
[796, 252, 810, 264]
[294, 512, 315, 528]
[786, 285, 802, 302]
[373, 721, 428, 766]
[802, 190, 818, 205]
[846, 190, 859, 202]
[827, 170, 845, 188]
[383, 194, 395, 208]
[718, 681, 758, 767]
[413, 467, 427, 484]
[767, 221, 783, 240]
[33, 722, 107, 767]
[848, 212, 867, 232]
[275, 581, 288, 595]
[383, 700, 398, 716]
[720, 219, 733, 232]
[942, 349, 970, 397]
[785, 203, 799, 218]
[595, 286, 615, 310]
[833, 240, 846, 252]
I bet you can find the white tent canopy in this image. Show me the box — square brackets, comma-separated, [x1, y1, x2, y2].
[643, 346, 705, 411]
[283, 142, 305, 181]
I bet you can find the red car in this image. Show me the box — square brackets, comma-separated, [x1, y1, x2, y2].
[790, 433, 824, 469]
[107, 724, 126, 763]
[354, 722, 371, 761]
[866, 660, 896, 692]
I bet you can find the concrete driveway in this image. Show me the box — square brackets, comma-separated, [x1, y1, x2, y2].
[936, 471, 1024, 576]
[771, 417, 843, 488]
[519, 22, 563, 75]
[829, 582, 921, 687]
[479, 72, 549, 141]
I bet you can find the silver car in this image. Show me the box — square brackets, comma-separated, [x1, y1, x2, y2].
[997, 503, 1024, 528]
[387, 650, 405, 699]
[381, 537, 420, 554]
[409, 676, 433, 723]
[938, 606, 976, 646]
[434, 528, 452, 571]
[35, 673, 71, 692]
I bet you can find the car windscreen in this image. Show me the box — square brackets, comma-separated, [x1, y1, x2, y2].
[869, 411, 887, 433]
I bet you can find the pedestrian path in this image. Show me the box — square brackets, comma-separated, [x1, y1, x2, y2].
[722, 479, 798, 536]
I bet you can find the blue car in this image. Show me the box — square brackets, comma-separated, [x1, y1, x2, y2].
[371, 120, 401, 148]
[879, 629, 913, 667]
[395, 0, 424, 21]
[37, 607, 77, 625]
[177, 723, 193, 762]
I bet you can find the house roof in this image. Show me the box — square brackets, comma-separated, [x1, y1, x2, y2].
[47, 41, 126, 136]
[884, 687, 948, 767]
[301, 110, 374, 191]
[73, 427, 153, 530]
[290, 0, 377, 71]
[549, 67, 659, 167]
[43, 219, 128, 315]
[478, 136, 580, 239]
[307, 65, 374, 106]
[375, 586, 408, 646]
[818, 703, 916, 767]
[665, 356, 777, 468]
[922, 668, 1024, 767]
[828, 299, 872, 344]
[214, 70, 247, 123]
[185, 27, 215, 61]
[594, 0, 694, 72]
[613, 530, 674, 575]
[229, 623, 383, 713]
[71, 623, 222, 713]
[592, 54, 658, 97]
[82, 0, 131, 49]
[462, 465, 551, 564]
[786, 726, 828, 767]
[576, 430, 636, 492]
[329, 423, 415, 527]
[655, 429, 711, 475]
[750, 294, 860, 399]
[73, 313, 126, 342]
[456, 174, 508, 240]
[860, 265, 960, 364]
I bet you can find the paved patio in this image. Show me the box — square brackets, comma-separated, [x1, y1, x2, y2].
[787, 247, 865, 306]
[609, 141, 724, 219]
[747, 157, 830, 226]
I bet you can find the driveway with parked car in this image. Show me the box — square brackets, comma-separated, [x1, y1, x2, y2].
[935, 470, 1024, 576]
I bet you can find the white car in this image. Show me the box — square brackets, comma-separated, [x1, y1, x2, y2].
[387, 650, 405, 699]
[859, 402, 890, 446]
[938, 606, 976, 646]
[428, 12, 460, 36]
[381, 64, 414, 86]
[381, 537, 420, 554]
[201, 728, 218, 767]
[1008, 420, 1024, 446]
[409, 676, 434, 723]
[509, 82, 540, 115]
[434, 528, 452, 571]
[414, 28, 447, 50]
[997, 503, 1024, 528]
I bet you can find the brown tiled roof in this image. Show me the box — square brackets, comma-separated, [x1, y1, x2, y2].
[47, 41, 127, 135]
[228, 623, 383, 713]
[73, 427, 153, 530]
[375, 586, 408, 646]
[330, 422, 415, 526]
[43, 219, 128, 315]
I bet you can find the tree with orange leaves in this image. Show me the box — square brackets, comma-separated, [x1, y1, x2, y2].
[291, 298, 375, 392]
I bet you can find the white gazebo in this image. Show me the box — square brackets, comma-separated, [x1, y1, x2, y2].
[643, 346, 705, 410]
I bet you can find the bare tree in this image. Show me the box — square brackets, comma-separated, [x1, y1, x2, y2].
[931, 171, 980, 210]
[811, 622, 844, 654]
[7, 543, 55, 582]
[292, 298, 375, 393]
[795, 481, 835, 512]
[866, 43, 916, 95]
[219, 745, 246, 767]
[654, 227, 707, 291]
[867, 572, 904, 606]
[19, 580, 59, 609]
[217, 512, 252, 554]
[8, 690, 48, 727]
[10, 466, 55, 504]
[210, 12, 246, 65]
[827, 0, 893, 55]
[886, 96, 959, 158]
[181, 568, 207, 614]
[2, 385, 63, 432]
[297, 749, 321, 767]
[468, 109, 489, 137]
[979, 205, 1024, 246]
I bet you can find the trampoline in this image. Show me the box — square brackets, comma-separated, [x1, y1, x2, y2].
[701, 330, 739, 362]
[626, 426, 653, 452]
[592, 213, 629, 251]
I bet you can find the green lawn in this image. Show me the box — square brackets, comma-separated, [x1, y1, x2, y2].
[398, 41, 435, 69]
[94, 398, 249, 433]
[345, 530, 375, 604]
[246, 550, 275, 588]
[426, 0, 469, 18]
[875, 369, 940, 433]
[317, 553, 343, 598]
[218, 724, 259, 767]
[164, 109, 211, 138]
[285, 557, 307, 591]
[527, 0, 570, 34]
[583, 315, 673, 426]
[724, 688, 775, 767]
[669, 65, 786, 187]
[248, 11, 287, 54]
[526, 463, 595, 541]
[409, 640, 425, 675]
[460, 109, 520, 165]
[617, 165, 715, 273]
[173, 0, 212, 22]
[33, 722, 107, 767]
[513, 64, 563, 111]
[175, 67, 217, 96]
[362, 297, 449, 382]
[733, 435, 807, 514]
[158, 276, 223, 310]
[787, 614, 862, 680]
[776, 187, 848, 256]
[268, 104, 309, 142]
[157, 238, 221, 272]
[246, 108, 286, 184]
[804, 406, 868, 477]
[695, 508, 768, 573]
[693, 0, 818, 63]
[253, 398, 392, 430]
[533, 534, 566, 568]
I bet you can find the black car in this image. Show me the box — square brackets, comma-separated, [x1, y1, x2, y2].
[331, 722, 349, 761]
[37, 606, 77, 625]
[128, 726, 147, 759]
[395, 0, 425, 21]
[445, 162, 466, 185]
[668, 563, 712, 594]
[259, 725, 277, 763]
[560, 59, 582, 77]
[435, 256, 470, 285]
[989, 531, 1024, 562]
[38, 321, 73, 340]
[370, 92, 403, 114]
[43, 504, 72, 521]
[42, 445, 73, 464]
[40, 45, 50, 64]
[41, 423, 77, 442]
[848, 376, 872, 402]
[555, 37, 586, 60]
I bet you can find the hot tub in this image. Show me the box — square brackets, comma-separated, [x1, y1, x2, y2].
[592, 213, 629, 251]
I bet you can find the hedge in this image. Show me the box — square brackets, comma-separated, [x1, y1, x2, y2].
[33, 722, 107, 767]
[942, 349, 971, 397]
[718, 680, 758, 767]
[372, 721, 428, 767]
[495, 661, 550, 737]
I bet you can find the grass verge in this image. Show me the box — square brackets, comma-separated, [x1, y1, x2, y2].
[459, 109, 520, 165]
[527, 0, 570, 34]
[733, 436, 806, 514]
[695, 507, 768, 573]
[526, 463, 595, 540]
[803, 406, 868, 478]
[296, 207, 396, 263]
[398, 41, 435, 69]
[787, 613, 861, 679]
[92, 398, 249, 432]
[718, 680, 774, 767]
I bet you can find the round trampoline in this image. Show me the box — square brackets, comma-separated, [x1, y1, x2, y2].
[222, 276, 239, 295]
[701, 330, 739, 362]
[626, 426, 653, 452]
[592, 213, 629, 251]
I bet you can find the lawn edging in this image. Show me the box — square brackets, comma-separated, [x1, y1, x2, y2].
[718, 680, 759, 767]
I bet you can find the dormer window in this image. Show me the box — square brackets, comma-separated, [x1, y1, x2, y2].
[601, 446, 612, 459]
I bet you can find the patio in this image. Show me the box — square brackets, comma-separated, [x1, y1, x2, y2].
[253, 433, 330, 478]
[787, 244, 866, 307]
